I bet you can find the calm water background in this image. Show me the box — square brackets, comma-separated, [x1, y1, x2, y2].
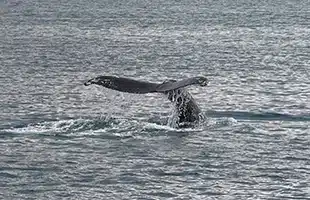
[1, 0, 310, 199]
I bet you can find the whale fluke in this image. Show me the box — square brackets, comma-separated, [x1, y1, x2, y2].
[84, 75, 208, 127]
[84, 76, 208, 93]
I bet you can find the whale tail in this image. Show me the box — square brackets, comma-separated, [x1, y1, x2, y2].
[84, 76, 208, 127]
[84, 76, 208, 93]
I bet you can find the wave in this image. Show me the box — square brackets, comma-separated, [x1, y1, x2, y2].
[4, 110, 301, 136]
[205, 110, 310, 121]
[1, 117, 184, 136]
[1, 118, 114, 135]
[1, 114, 224, 138]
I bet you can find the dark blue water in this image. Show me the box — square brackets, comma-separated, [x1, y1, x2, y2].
[1, 0, 310, 199]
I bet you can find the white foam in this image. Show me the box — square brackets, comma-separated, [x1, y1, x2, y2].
[143, 122, 177, 131]
[4, 118, 97, 134]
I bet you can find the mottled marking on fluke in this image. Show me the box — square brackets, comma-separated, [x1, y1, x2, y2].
[84, 76, 208, 127]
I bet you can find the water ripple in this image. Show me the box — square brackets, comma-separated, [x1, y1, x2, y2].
[1, 0, 310, 199]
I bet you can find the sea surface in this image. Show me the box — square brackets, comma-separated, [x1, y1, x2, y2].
[1, 0, 310, 199]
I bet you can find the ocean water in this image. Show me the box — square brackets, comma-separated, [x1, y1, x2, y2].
[1, 0, 310, 199]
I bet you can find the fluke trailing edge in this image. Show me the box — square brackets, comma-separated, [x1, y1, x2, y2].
[84, 76, 208, 127]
